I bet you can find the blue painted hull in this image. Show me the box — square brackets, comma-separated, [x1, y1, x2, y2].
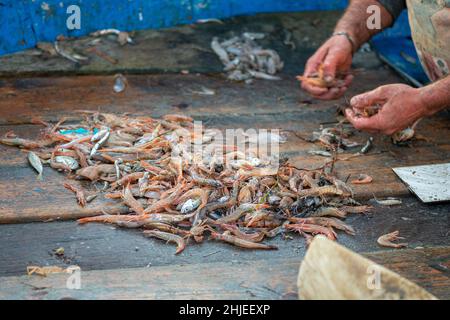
[1, 0, 425, 84]
[0, 0, 349, 56]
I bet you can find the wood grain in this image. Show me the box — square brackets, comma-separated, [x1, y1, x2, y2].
[0, 246, 448, 300]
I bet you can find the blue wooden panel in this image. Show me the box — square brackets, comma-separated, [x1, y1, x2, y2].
[24, 0, 193, 42]
[0, 1, 36, 54]
[371, 10, 428, 85]
[371, 37, 429, 86]
[0, 0, 349, 56]
[191, 0, 349, 20]
[373, 10, 411, 39]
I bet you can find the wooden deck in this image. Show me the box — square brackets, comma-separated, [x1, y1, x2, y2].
[0, 12, 448, 299]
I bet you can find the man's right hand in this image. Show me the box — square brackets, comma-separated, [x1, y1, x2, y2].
[301, 35, 354, 100]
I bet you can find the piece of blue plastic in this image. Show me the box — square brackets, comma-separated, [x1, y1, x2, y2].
[59, 128, 98, 136]
[371, 10, 429, 86]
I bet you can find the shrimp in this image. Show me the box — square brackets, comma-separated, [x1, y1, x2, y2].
[175, 188, 209, 211]
[63, 182, 86, 207]
[77, 212, 194, 225]
[245, 210, 271, 227]
[76, 164, 116, 181]
[238, 167, 278, 178]
[340, 205, 373, 214]
[311, 207, 347, 219]
[215, 203, 268, 224]
[220, 224, 266, 242]
[351, 174, 373, 185]
[143, 183, 189, 214]
[169, 156, 183, 182]
[210, 231, 277, 250]
[296, 64, 340, 88]
[111, 172, 145, 189]
[122, 183, 145, 215]
[377, 231, 408, 249]
[286, 223, 337, 241]
[143, 230, 186, 254]
[191, 172, 223, 188]
[297, 185, 343, 198]
[289, 217, 355, 235]
[140, 161, 162, 174]
[0, 137, 54, 149]
[238, 185, 253, 204]
[162, 114, 193, 123]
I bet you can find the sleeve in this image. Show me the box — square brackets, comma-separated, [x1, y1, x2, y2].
[377, 0, 407, 20]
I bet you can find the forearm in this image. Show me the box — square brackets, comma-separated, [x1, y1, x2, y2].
[334, 0, 394, 50]
[419, 76, 450, 116]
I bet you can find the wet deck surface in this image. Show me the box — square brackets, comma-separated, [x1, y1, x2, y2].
[0, 12, 449, 299]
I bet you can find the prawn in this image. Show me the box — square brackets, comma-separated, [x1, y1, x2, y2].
[210, 231, 277, 250]
[143, 230, 186, 254]
[377, 231, 408, 249]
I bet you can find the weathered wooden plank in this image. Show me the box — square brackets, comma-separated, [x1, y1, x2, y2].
[0, 69, 401, 124]
[0, 247, 448, 300]
[0, 196, 447, 277]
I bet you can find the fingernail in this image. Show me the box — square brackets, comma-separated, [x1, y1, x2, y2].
[350, 97, 358, 105]
[325, 76, 333, 82]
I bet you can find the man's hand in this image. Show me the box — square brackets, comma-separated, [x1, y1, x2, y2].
[301, 36, 354, 100]
[345, 84, 426, 135]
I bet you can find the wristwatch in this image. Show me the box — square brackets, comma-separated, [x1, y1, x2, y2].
[332, 31, 356, 53]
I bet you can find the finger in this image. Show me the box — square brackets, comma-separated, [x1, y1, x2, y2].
[313, 87, 343, 100]
[301, 82, 328, 96]
[342, 74, 353, 87]
[321, 48, 342, 81]
[350, 87, 385, 109]
[345, 108, 382, 132]
[304, 48, 329, 77]
[315, 85, 349, 100]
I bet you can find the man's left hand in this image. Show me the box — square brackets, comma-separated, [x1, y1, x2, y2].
[345, 84, 427, 135]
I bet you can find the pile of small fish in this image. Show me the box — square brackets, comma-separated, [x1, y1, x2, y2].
[0, 112, 374, 254]
[211, 32, 284, 81]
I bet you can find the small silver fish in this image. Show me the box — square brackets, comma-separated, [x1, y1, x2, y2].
[113, 74, 127, 93]
[180, 198, 201, 214]
[268, 195, 281, 205]
[243, 32, 265, 40]
[248, 70, 281, 80]
[54, 156, 79, 170]
[90, 29, 133, 44]
[375, 197, 402, 206]
[308, 150, 332, 157]
[28, 152, 43, 180]
[196, 18, 223, 24]
[91, 127, 109, 142]
[90, 130, 110, 157]
[218, 196, 230, 203]
[211, 37, 230, 65]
